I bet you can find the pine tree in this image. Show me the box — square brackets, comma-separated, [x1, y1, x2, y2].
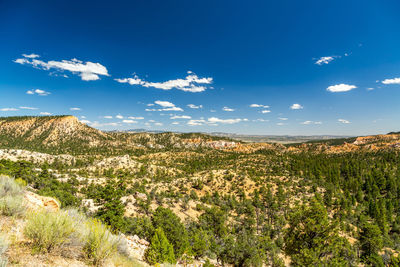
[145, 227, 176, 265]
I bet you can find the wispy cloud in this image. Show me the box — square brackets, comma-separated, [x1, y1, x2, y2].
[315, 56, 336, 65]
[115, 71, 213, 92]
[261, 110, 271, 113]
[22, 53, 39, 59]
[0, 108, 18, 111]
[146, 101, 184, 112]
[171, 115, 191, 119]
[103, 116, 113, 119]
[40, 112, 52, 115]
[116, 114, 124, 119]
[122, 119, 137, 124]
[301, 120, 322, 125]
[208, 117, 242, 124]
[187, 117, 245, 126]
[338, 119, 350, 124]
[14, 54, 109, 81]
[26, 89, 51, 96]
[187, 104, 203, 109]
[290, 103, 303, 110]
[187, 119, 206, 126]
[250, 104, 269, 108]
[222, 106, 235, 112]
[128, 116, 144, 120]
[327, 84, 357, 92]
[19, 106, 38, 110]
[278, 117, 288, 121]
[70, 107, 81, 111]
[382, 78, 400, 85]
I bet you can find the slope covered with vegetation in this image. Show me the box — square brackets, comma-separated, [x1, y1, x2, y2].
[1, 116, 400, 266]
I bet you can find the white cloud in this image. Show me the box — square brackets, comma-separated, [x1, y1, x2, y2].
[382, 78, 400, 85]
[277, 122, 285, 126]
[115, 72, 213, 92]
[40, 112, 52, 115]
[154, 122, 163, 126]
[261, 110, 271, 113]
[301, 120, 322, 125]
[222, 106, 235, 112]
[290, 104, 303, 110]
[70, 107, 81, 111]
[187, 104, 203, 109]
[22, 53, 40, 59]
[253, 119, 269, 122]
[103, 116, 113, 119]
[128, 116, 144, 120]
[80, 120, 91, 124]
[155, 101, 175, 108]
[278, 117, 288, 121]
[0, 108, 18, 111]
[250, 104, 269, 108]
[367, 87, 374, 91]
[14, 55, 109, 81]
[338, 119, 350, 124]
[19, 106, 38, 110]
[187, 119, 206, 126]
[122, 119, 137, 124]
[327, 84, 357, 92]
[315, 56, 335, 65]
[171, 115, 191, 119]
[163, 107, 183, 111]
[207, 117, 242, 124]
[147, 101, 184, 112]
[116, 114, 124, 119]
[171, 122, 180, 125]
[27, 89, 50, 96]
[90, 121, 119, 128]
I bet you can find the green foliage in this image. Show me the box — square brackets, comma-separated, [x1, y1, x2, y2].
[284, 198, 355, 266]
[81, 218, 120, 266]
[0, 234, 8, 267]
[124, 216, 154, 241]
[152, 207, 188, 258]
[94, 179, 127, 231]
[0, 176, 26, 217]
[359, 222, 384, 260]
[145, 227, 176, 265]
[24, 210, 75, 253]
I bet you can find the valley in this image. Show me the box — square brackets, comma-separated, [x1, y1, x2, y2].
[0, 116, 400, 266]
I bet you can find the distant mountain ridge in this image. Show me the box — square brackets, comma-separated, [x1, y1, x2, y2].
[0, 116, 399, 155]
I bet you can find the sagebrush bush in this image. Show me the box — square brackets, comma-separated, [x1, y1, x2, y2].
[0, 176, 26, 217]
[0, 234, 8, 267]
[81, 218, 120, 266]
[0, 175, 24, 198]
[24, 210, 75, 253]
[0, 195, 26, 217]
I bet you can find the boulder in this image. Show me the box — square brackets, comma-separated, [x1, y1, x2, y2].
[23, 191, 60, 212]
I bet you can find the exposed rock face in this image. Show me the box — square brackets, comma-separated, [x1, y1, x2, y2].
[120, 234, 149, 262]
[23, 191, 60, 212]
[0, 149, 75, 164]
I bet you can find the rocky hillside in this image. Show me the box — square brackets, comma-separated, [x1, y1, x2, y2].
[0, 116, 237, 155]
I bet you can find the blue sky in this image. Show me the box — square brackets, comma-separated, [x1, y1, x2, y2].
[1, 0, 400, 135]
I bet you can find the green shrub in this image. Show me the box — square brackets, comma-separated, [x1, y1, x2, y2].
[145, 227, 176, 265]
[81, 218, 120, 266]
[0, 175, 24, 198]
[0, 176, 26, 217]
[0, 194, 26, 217]
[0, 234, 8, 267]
[24, 210, 75, 253]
